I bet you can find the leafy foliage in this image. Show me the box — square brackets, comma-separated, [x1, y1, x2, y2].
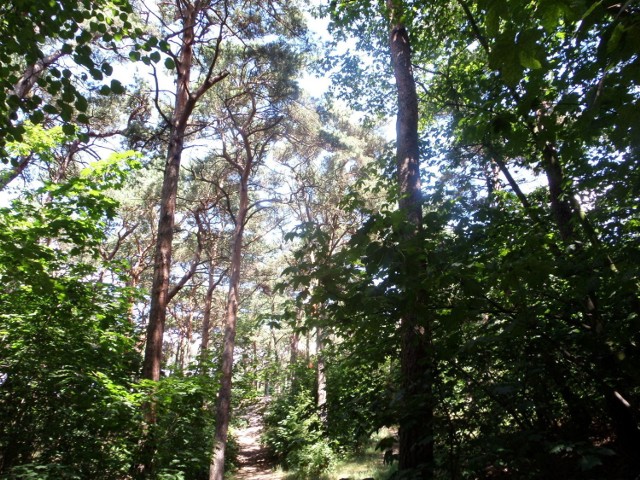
[0, 0, 136, 154]
[0, 151, 141, 477]
[263, 365, 337, 478]
[139, 369, 222, 480]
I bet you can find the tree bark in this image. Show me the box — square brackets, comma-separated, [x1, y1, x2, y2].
[142, 2, 197, 384]
[142, 0, 228, 384]
[209, 146, 251, 480]
[136, 2, 228, 475]
[387, 2, 434, 477]
[316, 327, 328, 425]
[200, 269, 217, 355]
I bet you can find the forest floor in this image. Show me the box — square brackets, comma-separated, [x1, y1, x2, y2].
[231, 400, 283, 480]
[230, 399, 394, 480]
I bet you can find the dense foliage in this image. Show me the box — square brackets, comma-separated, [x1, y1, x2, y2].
[0, 0, 638, 479]
[0, 149, 140, 478]
[268, 0, 640, 478]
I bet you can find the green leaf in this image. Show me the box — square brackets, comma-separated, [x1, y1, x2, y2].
[110, 80, 125, 95]
[101, 63, 114, 76]
[74, 96, 89, 112]
[29, 110, 45, 124]
[519, 49, 542, 69]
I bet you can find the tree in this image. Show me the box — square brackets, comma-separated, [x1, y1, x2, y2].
[0, 0, 135, 181]
[263, 102, 392, 476]
[209, 38, 303, 479]
[318, 0, 639, 476]
[386, 1, 434, 475]
[142, 0, 228, 386]
[322, 0, 434, 474]
[0, 142, 141, 477]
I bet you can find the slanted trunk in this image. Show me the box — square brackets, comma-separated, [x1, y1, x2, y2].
[543, 144, 575, 243]
[134, 6, 199, 477]
[542, 142, 640, 464]
[142, 3, 197, 385]
[209, 166, 250, 480]
[141, 0, 228, 384]
[388, 2, 434, 476]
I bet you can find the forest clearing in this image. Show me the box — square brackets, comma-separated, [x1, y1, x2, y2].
[0, 0, 639, 479]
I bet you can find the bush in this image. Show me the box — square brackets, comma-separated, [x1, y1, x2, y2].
[288, 439, 336, 478]
[263, 366, 338, 478]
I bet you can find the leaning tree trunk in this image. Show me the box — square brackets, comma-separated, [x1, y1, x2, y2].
[141, 0, 227, 385]
[133, 7, 197, 478]
[209, 161, 251, 480]
[135, 2, 228, 475]
[387, 1, 434, 477]
[541, 141, 640, 465]
[142, 2, 196, 385]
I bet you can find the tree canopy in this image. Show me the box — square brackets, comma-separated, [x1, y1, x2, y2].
[0, 0, 638, 479]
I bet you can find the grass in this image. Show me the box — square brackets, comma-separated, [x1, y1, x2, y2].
[325, 449, 396, 480]
[282, 428, 398, 480]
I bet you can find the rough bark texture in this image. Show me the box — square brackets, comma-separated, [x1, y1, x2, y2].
[136, 3, 228, 474]
[210, 151, 251, 480]
[142, 3, 196, 384]
[142, 0, 228, 384]
[388, 3, 434, 477]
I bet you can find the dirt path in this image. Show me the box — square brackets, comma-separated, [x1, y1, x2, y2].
[232, 402, 283, 480]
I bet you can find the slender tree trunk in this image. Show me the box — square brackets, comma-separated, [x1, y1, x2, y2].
[290, 328, 299, 365]
[209, 166, 250, 480]
[316, 327, 328, 425]
[200, 269, 217, 355]
[142, 4, 196, 384]
[543, 144, 575, 243]
[133, 6, 198, 477]
[141, 0, 228, 383]
[388, 2, 434, 477]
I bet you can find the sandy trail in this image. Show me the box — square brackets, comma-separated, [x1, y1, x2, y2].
[232, 401, 283, 480]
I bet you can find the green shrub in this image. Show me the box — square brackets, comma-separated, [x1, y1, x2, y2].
[288, 439, 336, 478]
[263, 365, 338, 478]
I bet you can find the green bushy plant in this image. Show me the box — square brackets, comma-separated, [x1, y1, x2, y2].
[146, 368, 219, 479]
[263, 364, 338, 478]
[288, 439, 336, 478]
[0, 153, 142, 478]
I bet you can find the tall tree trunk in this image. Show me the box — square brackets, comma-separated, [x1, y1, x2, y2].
[209, 165, 250, 480]
[142, 3, 196, 385]
[141, 0, 228, 383]
[316, 327, 328, 425]
[388, 1, 434, 477]
[134, 5, 198, 477]
[200, 269, 217, 356]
